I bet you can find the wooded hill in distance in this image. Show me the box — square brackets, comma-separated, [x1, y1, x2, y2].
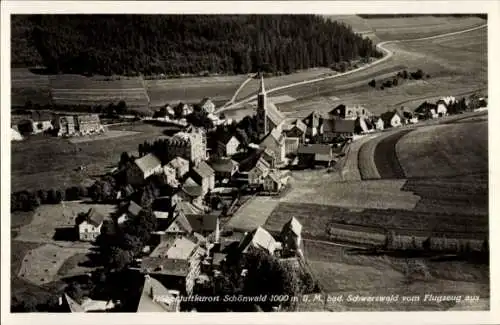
[11, 15, 382, 76]
[358, 14, 487, 19]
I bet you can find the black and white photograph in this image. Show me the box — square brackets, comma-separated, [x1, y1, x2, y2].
[1, 1, 498, 323]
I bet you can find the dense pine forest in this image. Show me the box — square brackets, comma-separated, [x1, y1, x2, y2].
[11, 15, 382, 76]
[358, 14, 487, 19]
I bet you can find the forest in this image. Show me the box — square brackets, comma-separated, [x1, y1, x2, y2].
[11, 15, 382, 76]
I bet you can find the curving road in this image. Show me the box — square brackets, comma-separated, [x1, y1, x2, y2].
[215, 23, 487, 115]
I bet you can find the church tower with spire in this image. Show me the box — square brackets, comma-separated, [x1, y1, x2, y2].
[256, 75, 268, 137]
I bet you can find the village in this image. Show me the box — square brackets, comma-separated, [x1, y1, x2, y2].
[10, 75, 488, 313]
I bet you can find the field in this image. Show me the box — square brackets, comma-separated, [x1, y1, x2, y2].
[11, 69, 247, 111]
[272, 26, 487, 117]
[300, 241, 489, 311]
[11, 122, 165, 192]
[225, 196, 279, 232]
[396, 122, 488, 178]
[363, 16, 486, 41]
[146, 75, 246, 107]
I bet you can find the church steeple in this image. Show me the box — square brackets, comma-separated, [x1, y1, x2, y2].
[256, 74, 268, 136]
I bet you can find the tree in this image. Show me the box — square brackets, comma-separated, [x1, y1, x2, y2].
[121, 234, 143, 255]
[47, 189, 57, 204]
[402, 70, 409, 79]
[368, 79, 376, 88]
[392, 78, 398, 86]
[116, 100, 127, 114]
[37, 189, 48, 203]
[119, 152, 130, 168]
[66, 282, 86, 303]
[109, 247, 133, 271]
[55, 189, 65, 203]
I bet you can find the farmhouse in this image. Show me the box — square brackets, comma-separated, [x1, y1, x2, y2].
[414, 102, 438, 119]
[320, 118, 355, 142]
[380, 110, 403, 128]
[199, 98, 216, 114]
[140, 236, 206, 295]
[374, 117, 385, 131]
[260, 148, 277, 168]
[77, 208, 105, 242]
[184, 214, 220, 237]
[216, 133, 241, 157]
[191, 161, 215, 196]
[157, 211, 193, 235]
[209, 158, 239, 181]
[259, 127, 286, 167]
[136, 275, 180, 312]
[354, 116, 374, 134]
[75, 114, 102, 135]
[255, 76, 286, 138]
[238, 226, 278, 255]
[297, 144, 334, 167]
[436, 97, 455, 117]
[174, 102, 194, 117]
[126, 153, 162, 186]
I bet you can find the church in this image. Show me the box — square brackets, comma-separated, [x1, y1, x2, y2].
[255, 76, 287, 166]
[255, 76, 286, 138]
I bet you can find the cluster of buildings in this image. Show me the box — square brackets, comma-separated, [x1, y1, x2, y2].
[153, 97, 226, 127]
[15, 110, 104, 137]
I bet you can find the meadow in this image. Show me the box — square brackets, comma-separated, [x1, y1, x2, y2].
[11, 122, 165, 192]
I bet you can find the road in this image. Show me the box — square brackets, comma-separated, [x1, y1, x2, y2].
[222, 73, 257, 108]
[215, 23, 487, 115]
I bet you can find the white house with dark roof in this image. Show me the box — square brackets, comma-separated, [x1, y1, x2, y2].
[77, 208, 105, 242]
[126, 153, 162, 186]
[248, 157, 271, 186]
[238, 226, 278, 255]
[136, 275, 180, 312]
[259, 127, 286, 166]
[263, 170, 287, 193]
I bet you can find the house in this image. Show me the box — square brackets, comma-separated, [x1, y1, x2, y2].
[302, 111, 322, 139]
[354, 116, 374, 134]
[263, 170, 287, 193]
[117, 200, 142, 225]
[380, 110, 403, 128]
[414, 102, 438, 119]
[374, 117, 385, 131]
[180, 177, 204, 205]
[140, 236, 206, 295]
[216, 134, 241, 157]
[280, 217, 303, 257]
[283, 119, 307, 141]
[77, 208, 105, 242]
[248, 157, 271, 186]
[320, 118, 355, 142]
[191, 161, 215, 196]
[185, 214, 219, 237]
[126, 153, 162, 186]
[199, 98, 216, 114]
[17, 110, 53, 135]
[255, 76, 286, 138]
[259, 127, 286, 166]
[297, 144, 334, 167]
[53, 114, 77, 136]
[166, 157, 190, 180]
[209, 158, 239, 181]
[162, 164, 180, 187]
[238, 226, 278, 255]
[60, 294, 115, 313]
[436, 97, 455, 117]
[75, 114, 102, 135]
[260, 148, 276, 169]
[136, 275, 180, 312]
[329, 104, 371, 120]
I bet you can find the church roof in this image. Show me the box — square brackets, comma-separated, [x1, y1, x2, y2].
[266, 102, 285, 127]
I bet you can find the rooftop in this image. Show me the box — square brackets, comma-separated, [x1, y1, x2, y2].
[193, 161, 215, 178]
[134, 153, 161, 175]
[137, 275, 178, 312]
[150, 236, 198, 260]
[297, 144, 332, 156]
[185, 214, 218, 233]
[209, 158, 239, 173]
[181, 177, 203, 197]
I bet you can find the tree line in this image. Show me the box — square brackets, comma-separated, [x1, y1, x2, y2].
[12, 15, 382, 76]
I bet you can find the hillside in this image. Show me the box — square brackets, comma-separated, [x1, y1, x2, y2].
[11, 15, 382, 76]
